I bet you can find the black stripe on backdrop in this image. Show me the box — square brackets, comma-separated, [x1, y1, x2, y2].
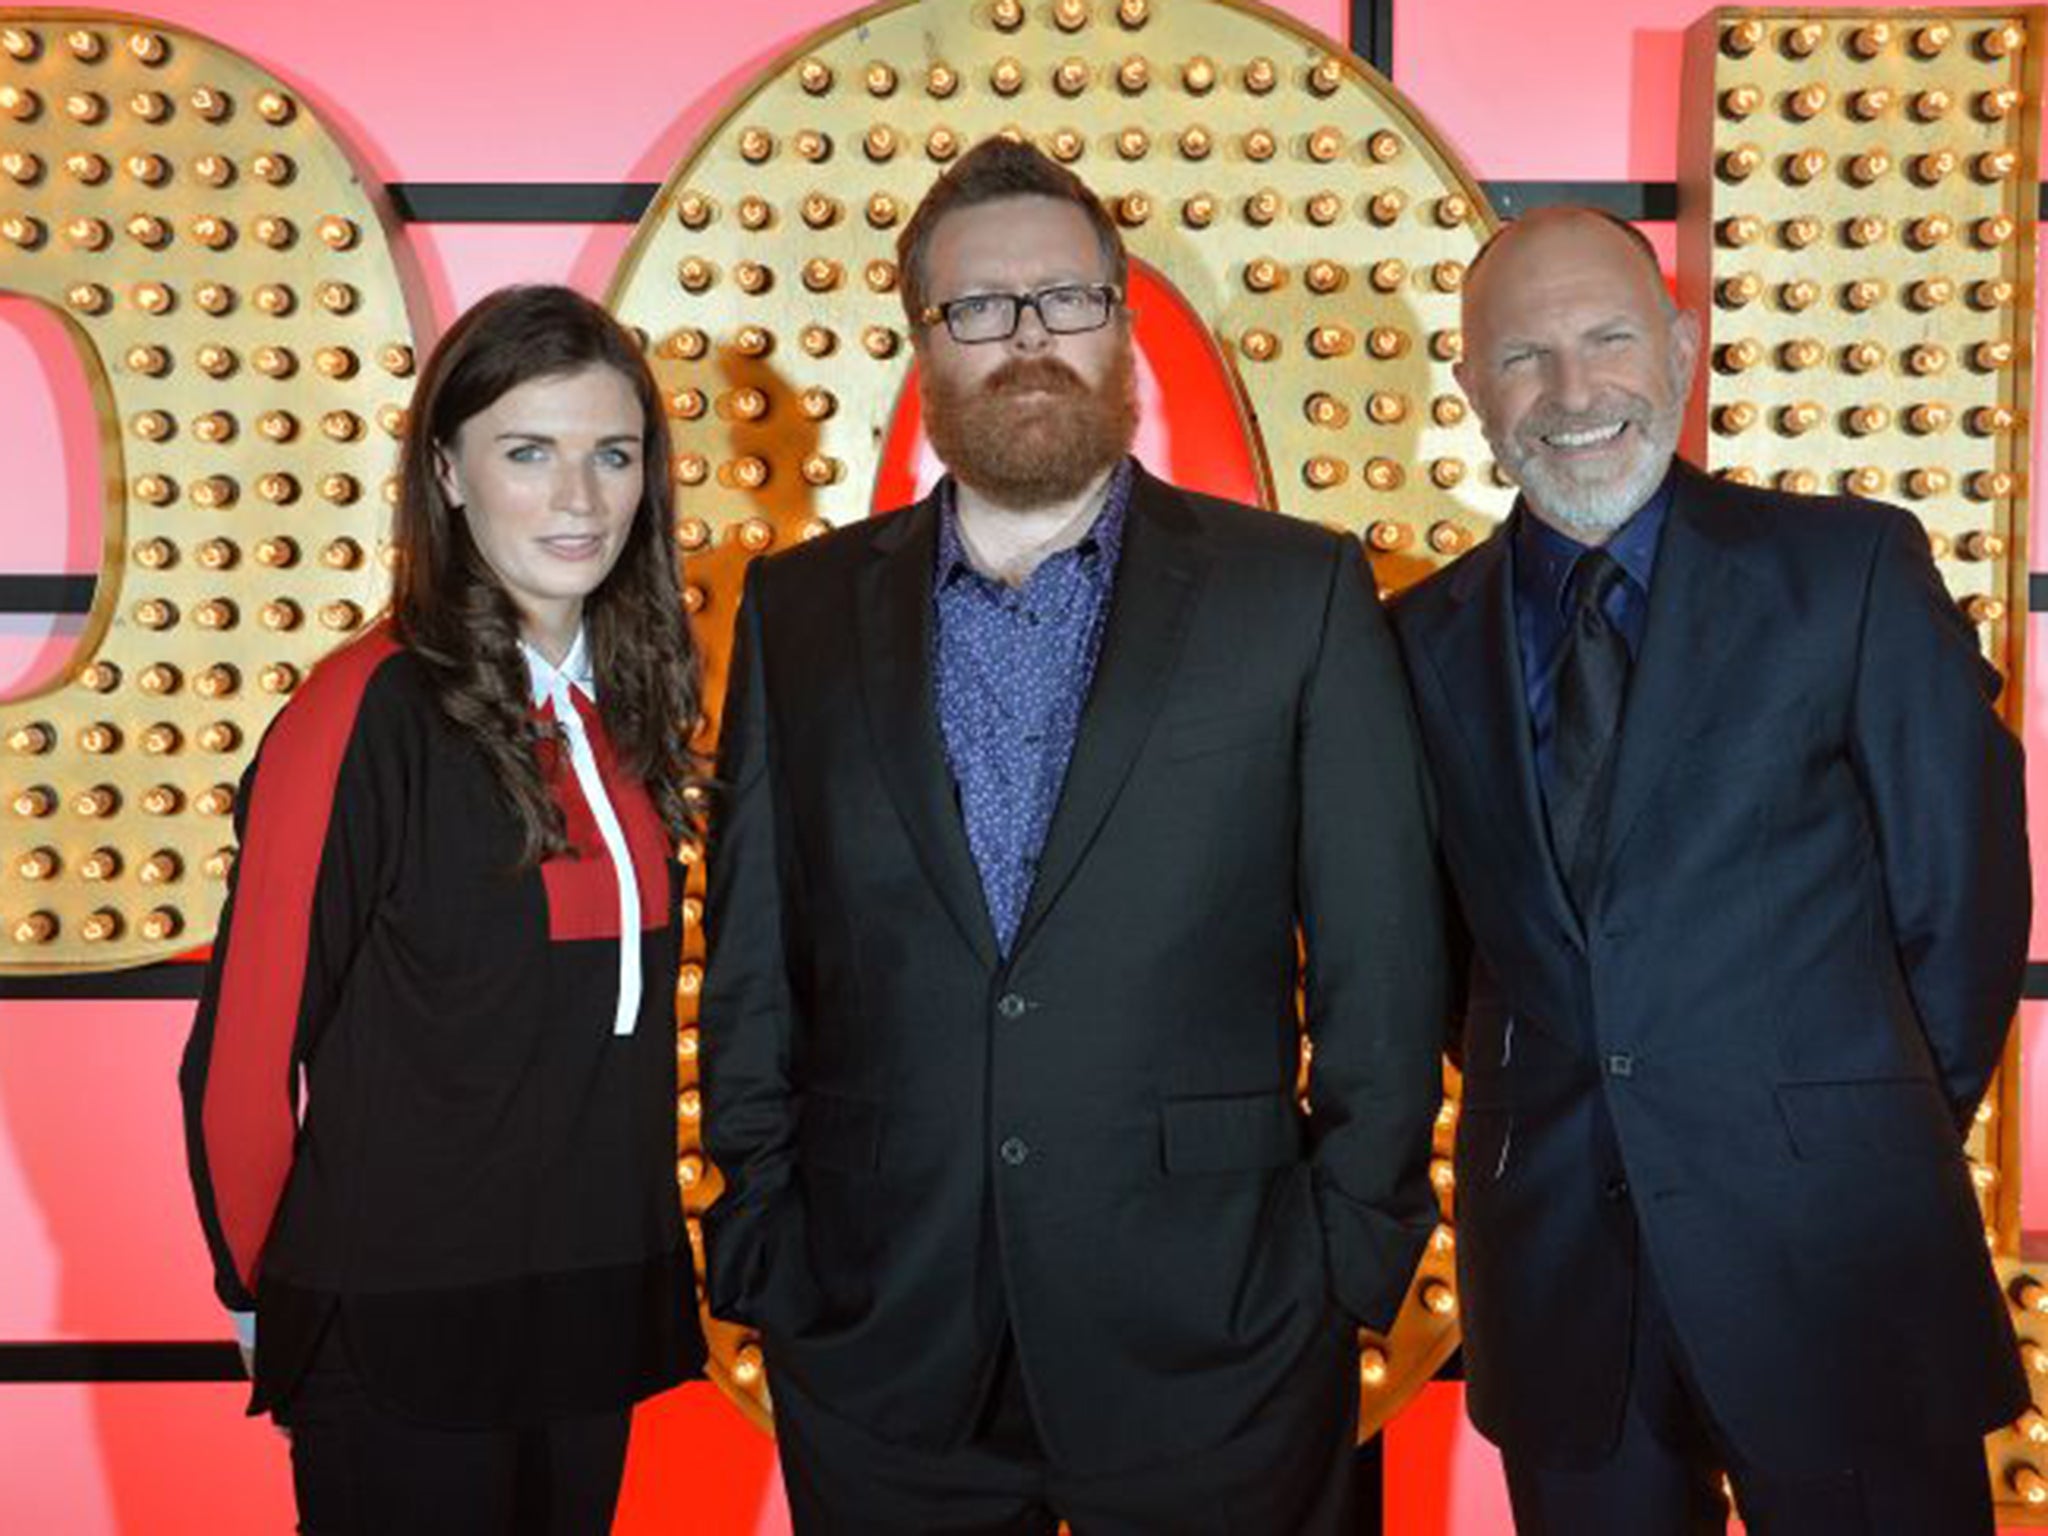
[385, 178, 2048, 222]
[0, 575, 93, 615]
[1351, 0, 1394, 76]
[0, 1343, 243, 1383]
[386, 180, 659, 223]
[0, 965, 205, 1001]
[1, 175, 2041, 621]
[10, 964, 2048, 1004]
[0, 1341, 1449, 1388]
[383, 178, 1688, 225]
[376, 179, 2048, 224]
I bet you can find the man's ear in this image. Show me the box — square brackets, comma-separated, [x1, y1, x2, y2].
[1668, 308, 1702, 396]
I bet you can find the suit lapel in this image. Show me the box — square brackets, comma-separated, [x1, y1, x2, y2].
[1010, 467, 1207, 959]
[856, 496, 1002, 969]
[1428, 510, 1585, 949]
[1593, 465, 1765, 893]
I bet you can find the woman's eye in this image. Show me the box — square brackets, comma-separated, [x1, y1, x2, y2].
[507, 443, 545, 464]
[597, 448, 636, 469]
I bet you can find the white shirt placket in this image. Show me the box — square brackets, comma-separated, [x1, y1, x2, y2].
[524, 633, 642, 1037]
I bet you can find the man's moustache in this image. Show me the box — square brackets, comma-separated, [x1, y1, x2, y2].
[983, 362, 1086, 396]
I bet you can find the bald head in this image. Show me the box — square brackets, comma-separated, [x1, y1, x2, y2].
[1464, 207, 1674, 324]
[1454, 206, 1699, 544]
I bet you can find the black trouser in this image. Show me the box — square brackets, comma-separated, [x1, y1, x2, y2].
[1503, 1247, 1995, 1536]
[772, 1316, 1360, 1535]
[278, 1317, 632, 1536]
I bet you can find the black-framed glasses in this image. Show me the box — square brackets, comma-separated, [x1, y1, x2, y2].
[918, 282, 1123, 344]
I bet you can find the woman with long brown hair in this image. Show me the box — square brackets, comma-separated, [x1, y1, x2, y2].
[180, 284, 705, 1533]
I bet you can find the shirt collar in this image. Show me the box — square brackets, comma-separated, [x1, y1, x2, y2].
[522, 627, 597, 708]
[936, 456, 1135, 588]
[1514, 461, 1676, 618]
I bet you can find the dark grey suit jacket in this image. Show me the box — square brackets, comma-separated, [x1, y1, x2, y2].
[700, 463, 1448, 1474]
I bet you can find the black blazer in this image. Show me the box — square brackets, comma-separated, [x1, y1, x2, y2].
[1390, 461, 2029, 1471]
[699, 463, 1448, 1475]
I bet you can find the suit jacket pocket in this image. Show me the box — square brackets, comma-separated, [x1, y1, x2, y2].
[1774, 1077, 1958, 1161]
[1161, 1091, 1302, 1174]
[702, 1193, 822, 1337]
[1165, 706, 1286, 764]
[799, 1092, 884, 1174]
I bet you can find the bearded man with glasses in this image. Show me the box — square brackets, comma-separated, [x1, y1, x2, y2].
[699, 136, 1448, 1534]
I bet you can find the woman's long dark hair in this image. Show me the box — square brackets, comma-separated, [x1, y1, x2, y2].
[391, 284, 701, 865]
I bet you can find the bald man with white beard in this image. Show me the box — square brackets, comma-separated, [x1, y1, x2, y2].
[1390, 208, 2029, 1535]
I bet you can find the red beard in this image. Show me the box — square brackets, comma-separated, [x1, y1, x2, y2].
[921, 345, 1139, 509]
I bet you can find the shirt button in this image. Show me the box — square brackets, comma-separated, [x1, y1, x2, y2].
[1605, 1176, 1630, 1202]
[999, 1136, 1031, 1167]
[1606, 1053, 1635, 1079]
[996, 992, 1028, 1020]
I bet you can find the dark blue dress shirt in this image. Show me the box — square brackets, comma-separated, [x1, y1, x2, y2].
[1512, 468, 1675, 792]
[932, 459, 1133, 955]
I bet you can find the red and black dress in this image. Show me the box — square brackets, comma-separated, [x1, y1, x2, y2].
[179, 621, 703, 1428]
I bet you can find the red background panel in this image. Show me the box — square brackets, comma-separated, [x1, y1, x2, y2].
[0, 296, 102, 578]
[0, 0, 2041, 1531]
[1384, 1383, 1516, 1536]
[0, 1002, 229, 1339]
[0, 1377, 779, 1533]
[614, 1387, 787, 1536]
[2024, 1001, 2047, 1234]
[0, 624, 85, 708]
[0, 294, 103, 699]
[0, 1383, 294, 1533]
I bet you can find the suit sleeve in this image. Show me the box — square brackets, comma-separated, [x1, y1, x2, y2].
[699, 559, 816, 1330]
[178, 639, 402, 1311]
[1848, 507, 2029, 1127]
[1297, 539, 1452, 1330]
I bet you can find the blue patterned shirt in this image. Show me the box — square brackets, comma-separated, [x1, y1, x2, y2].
[932, 459, 1133, 955]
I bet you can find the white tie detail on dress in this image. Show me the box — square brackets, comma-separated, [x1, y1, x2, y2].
[523, 631, 642, 1037]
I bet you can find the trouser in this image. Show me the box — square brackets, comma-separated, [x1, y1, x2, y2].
[771, 1316, 1361, 1535]
[1503, 1247, 1994, 1536]
[278, 1316, 633, 1536]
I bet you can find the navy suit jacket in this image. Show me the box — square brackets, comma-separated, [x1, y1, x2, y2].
[1391, 460, 2029, 1469]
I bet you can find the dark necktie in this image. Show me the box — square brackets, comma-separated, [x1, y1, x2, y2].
[1547, 550, 1630, 911]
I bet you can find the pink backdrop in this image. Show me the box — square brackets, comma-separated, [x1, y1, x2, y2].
[0, 1, 2038, 1531]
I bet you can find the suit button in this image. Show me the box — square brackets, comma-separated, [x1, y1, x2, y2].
[1605, 1177, 1630, 1202]
[996, 992, 1028, 1021]
[1606, 1053, 1635, 1078]
[999, 1136, 1031, 1167]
